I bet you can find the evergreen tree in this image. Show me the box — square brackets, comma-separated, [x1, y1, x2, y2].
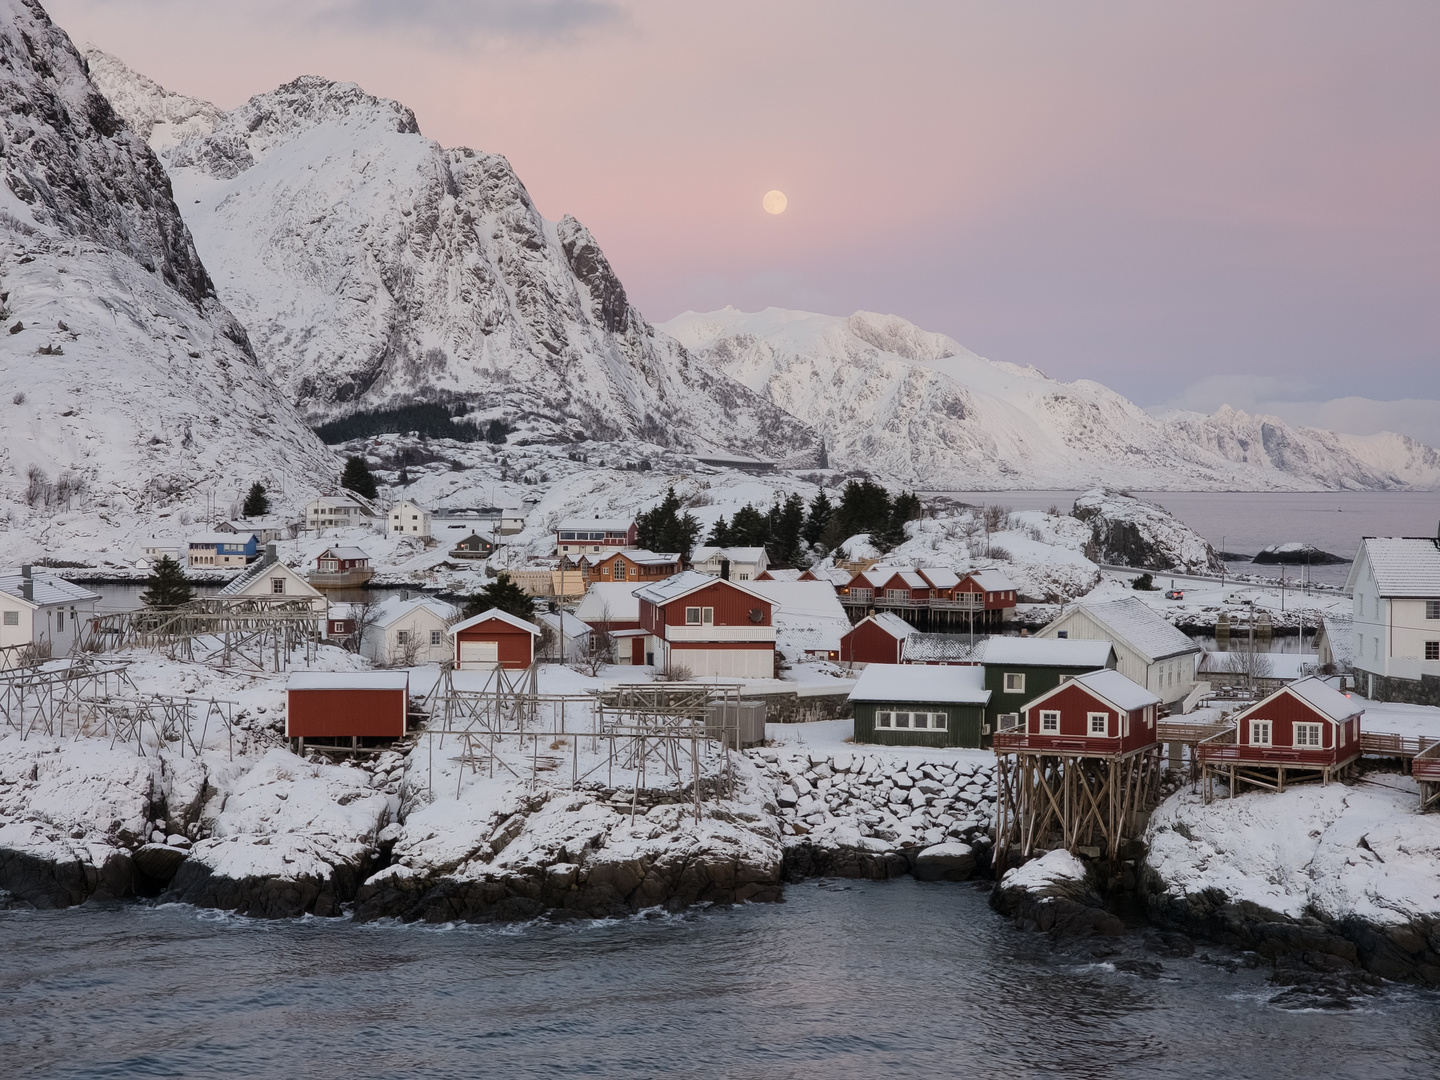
[462, 571, 535, 620]
[241, 482, 270, 518]
[834, 479, 893, 539]
[873, 491, 921, 553]
[340, 455, 378, 500]
[768, 493, 807, 567]
[140, 555, 193, 610]
[635, 487, 703, 558]
[729, 504, 769, 547]
[801, 490, 833, 548]
[707, 515, 733, 546]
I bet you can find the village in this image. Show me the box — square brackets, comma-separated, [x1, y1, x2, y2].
[3, 457, 1440, 989]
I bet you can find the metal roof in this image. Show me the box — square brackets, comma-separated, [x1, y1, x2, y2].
[287, 671, 410, 691]
[849, 663, 990, 705]
[901, 633, 981, 663]
[964, 568, 1017, 592]
[980, 637, 1114, 668]
[0, 573, 100, 607]
[1061, 597, 1199, 663]
[1347, 537, 1440, 597]
[633, 569, 769, 607]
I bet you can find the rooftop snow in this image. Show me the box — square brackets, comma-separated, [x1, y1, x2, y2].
[188, 532, 254, 545]
[980, 636, 1114, 668]
[917, 567, 960, 590]
[371, 596, 455, 628]
[1067, 668, 1161, 712]
[557, 519, 631, 532]
[748, 581, 849, 621]
[965, 568, 1017, 592]
[1070, 597, 1199, 662]
[1353, 537, 1440, 597]
[319, 546, 370, 560]
[574, 583, 644, 623]
[449, 608, 541, 636]
[854, 611, 918, 640]
[849, 663, 990, 705]
[0, 573, 100, 607]
[287, 671, 409, 690]
[901, 633, 981, 664]
[1322, 614, 1356, 668]
[634, 570, 766, 607]
[692, 546, 768, 563]
[1238, 676, 1364, 725]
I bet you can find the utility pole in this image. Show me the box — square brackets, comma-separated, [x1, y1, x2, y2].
[1221, 535, 1226, 588]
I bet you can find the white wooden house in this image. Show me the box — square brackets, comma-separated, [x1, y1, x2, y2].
[0, 567, 99, 666]
[387, 500, 433, 539]
[216, 546, 327, 613]
[1037, 596, 1202, 709]
[305, 493, 382, 532]
[360, 596, 456, 666]
[690, 546, 770, 582]
[1346, 535, 1440, 702]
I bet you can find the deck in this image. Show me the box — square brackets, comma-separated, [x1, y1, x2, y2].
[307, 568, 375, 589]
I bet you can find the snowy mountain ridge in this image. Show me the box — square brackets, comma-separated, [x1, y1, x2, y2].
[664, 308, 1440, 491]
[86, 50, 815, 459]
[0, 1, 336, 562]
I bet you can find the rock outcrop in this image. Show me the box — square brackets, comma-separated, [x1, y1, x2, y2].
[1070, 489, 1224, 574]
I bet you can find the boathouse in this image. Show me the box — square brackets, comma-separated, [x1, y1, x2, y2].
[286, 670, 410, 752]
[449, 608, 541, 670]
[849, 663, 991, 748]
[840, 611, 918, 666]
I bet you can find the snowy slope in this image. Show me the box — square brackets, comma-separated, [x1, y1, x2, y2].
[0, 1, 335, 562]
[87, 52, 815, 459]
[664, 308, 1440, 491]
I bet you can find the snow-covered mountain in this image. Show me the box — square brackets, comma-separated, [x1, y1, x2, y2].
[87, 52, 815, 459]
[0, 1, 334, 560]
[664, 308, 1440, 491]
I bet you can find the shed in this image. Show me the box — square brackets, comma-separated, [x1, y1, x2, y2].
[1017, 669, 1160, 755]
[449, 608, 541, 669]
[286, 670, 410, 749]
[849, 663, 991, 748]
[1215, 677, 1364, 771]
[840, 611, 917, 665]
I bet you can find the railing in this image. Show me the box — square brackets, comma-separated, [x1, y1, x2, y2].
[1156, 720, 1230, 744]
[1194, 725, 1347, 767]
[1360, 731, 1430, 758]
[1413, 741, 1440, 782]
[992, 730, 1128, 754]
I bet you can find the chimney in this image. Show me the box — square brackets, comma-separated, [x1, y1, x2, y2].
[719, 557, 730, 581]
[20, 564, 33, 602]
[264, 542, 278, 567]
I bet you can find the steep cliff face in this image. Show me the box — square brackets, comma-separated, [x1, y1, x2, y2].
[0, 1, 334, 555]
[89, 52, 816, 458]
[665, 307, 1440, 491]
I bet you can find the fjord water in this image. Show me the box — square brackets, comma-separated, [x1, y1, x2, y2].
[3, 880, 1436, 1079]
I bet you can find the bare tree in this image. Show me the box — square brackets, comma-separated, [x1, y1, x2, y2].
[1223, 645, 1274, 687]
[348, 600, 382, 655]
[388, 628, 422, 668]
[577, 602, 615, 677]
[658, 660, 694, 682]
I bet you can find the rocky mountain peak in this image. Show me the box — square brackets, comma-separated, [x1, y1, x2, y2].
[81, 47, 223, 150]
[0, 0, 215, 306]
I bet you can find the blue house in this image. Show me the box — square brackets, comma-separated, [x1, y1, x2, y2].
[188, 531, 259, 569]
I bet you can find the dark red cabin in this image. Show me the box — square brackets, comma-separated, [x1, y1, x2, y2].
[1005, 668, 1160, 755]
[286, 671, 409, 741]
[449, 608, 541, 670]
[840, 612, 917, 665]
[1206, 677, 1364, 769]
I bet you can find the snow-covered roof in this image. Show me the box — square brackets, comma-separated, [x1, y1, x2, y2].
[319, 546, 370, 560]
[189, 532, 254, 546]
[901, 633, 981, 664]
[692, 546, 768, 564]
[287, 671, 410, 691]
[748, 580, 849, 621]
[218, 556, 321, 598]
[371, 596, 455, 628]
[1199, 650, 1311, 681]
[917, 567, 960, 590]
[849, 663, 990, 705]
[448, 608, 541, 636]
[1064, 668, 1160, 713]
[805, 567, 854, 586]
[557, 518, 631, 532]
[0, 572, 99, 607]
[964, 568, 1017, 592]
[536, 610, 592, 637]
[849, 611, 918, 641]
[981, 636, 1115, 668]
[634, 570, 769, 607]
[1350, 537, 1440, 597]
[876, 570, 929, 590]
[606, 549, 680, 566]
[1069, 597, 1199, 662]
[574, 582, 644, 623]
[758, 568, 803, 582]
[1239, 676, 1363, 725]
[1321, 615, 1356, 668]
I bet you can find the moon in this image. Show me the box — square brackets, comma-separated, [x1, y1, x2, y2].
[762, 189, 788, 215]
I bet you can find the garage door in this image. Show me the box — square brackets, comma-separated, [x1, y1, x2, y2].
[459, 640, 499, 668]
[678, 648, 772, 679]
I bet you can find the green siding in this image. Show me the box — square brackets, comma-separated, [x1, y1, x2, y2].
[983, 660, 1117, 732]
[852, 700, 989, 749]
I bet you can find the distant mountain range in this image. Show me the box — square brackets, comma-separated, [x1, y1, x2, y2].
[664, 308, 1440, 490]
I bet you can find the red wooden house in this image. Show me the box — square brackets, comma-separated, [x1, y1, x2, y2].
[581, 549, 681, 585]
[635, 570, 776, 679]
[1197, 676, 1364, 793]
[448, 608, 542, 670]
[840, 612, 918, 666]
[956, 568, 1018, 627]
[286, 671, 410, 751]
[1002, 668, 1160, 755]
[871, 569, 932, 608]
[917, 567, 960, 600]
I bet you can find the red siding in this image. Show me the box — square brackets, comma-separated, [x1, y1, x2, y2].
[1228, 690, 1361, 766]
[660, 581, 771, 627]
[287, 688, 406, 738]
[1023, 682, 1157, 754]
[840, 620, 905, 665]
[455, 619, 535, 669]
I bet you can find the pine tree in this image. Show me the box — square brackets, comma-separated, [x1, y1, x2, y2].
[636, 487, 702, 559]
[340, 455, 378, 500]
[140, 555, 193, 610]
[242, 482, 270, 518]
[462, 571, 535, 620]
[770, 493, 807, 567]
[729, 504, 769, 547]
[801, 490, 833, 548]
[835, 479, 893, 539]
[707, 515, 732, 546]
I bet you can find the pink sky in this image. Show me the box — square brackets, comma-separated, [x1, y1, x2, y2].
[47, 0, 1440, 437]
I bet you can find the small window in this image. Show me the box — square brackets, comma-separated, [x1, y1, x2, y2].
[1251, 719, 1272, 747]
[1057, 630, 1068, 639]
[1040, 710, 1059, 732]
[397, 630, 410, 645]
[1003, 672, 1025, 693]
[1427, 600, 1440, 620]
[686, 607, 702, 625]
[929, 711, 947, 731]
[1427, 641, 1440, 661]
[431, 630, 442, 646]
[56, 610, 64, 631]
[2, 610, 17, 626]
[876, 711, 893, 728]
[894, 712, 911, 728]
[1295, 723, 1322, 748]
[1088, 712, 1108, 736]
[271, 578, 285, 594]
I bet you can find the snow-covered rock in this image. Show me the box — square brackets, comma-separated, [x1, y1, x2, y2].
[1070, 489, 1223, 574]
[665, 307, 1440, 491]
[87, 52, 817, 460]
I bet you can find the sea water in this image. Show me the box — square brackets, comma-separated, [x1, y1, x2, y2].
[2, 880, 1436, 1079]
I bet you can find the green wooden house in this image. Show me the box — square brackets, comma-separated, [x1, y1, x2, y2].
[849, 663, 991, 748]
[973, 636, 1116, 734]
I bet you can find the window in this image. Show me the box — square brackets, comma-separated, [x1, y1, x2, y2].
[738, 573, 750, 581]
[271, 578, 285, 595]
[1250, 719, 1272, 746]
[1057, 630, 1068, 639]
[894, 711, 911, 728]
[397, 630, 410, 645]
[686, 607, 702, 625]
[1427, 600, 1440, 620]
[1295, 723, 1322, 748]
[1003, 672, 1025, 693]
[431, 630, 443, 646]
[2, 610, 16, 626]
[1040, 710, 1059, 732]
[55, 610, 64, 631]
[613, 562, 627, 581]
[1427, 641, 1440, 661]
[1088, 712, 1108, 736]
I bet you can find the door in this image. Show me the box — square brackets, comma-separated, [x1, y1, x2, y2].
[459, 640, 500, 668]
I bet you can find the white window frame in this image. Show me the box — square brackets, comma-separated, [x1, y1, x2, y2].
[685, 606, 715, 625]
[1040, 710, 1059, 732]
[2, 610, 17, 626]
[430, 629, 443, 646]
[1427, 599, 1440, 620]
[1003, 672, 1025, 694]
[271, 578, 286, 595]
[1294, 722, 1322, 748]
[1427, 641, 1440, 661]
[396, 629, 410, 645]
[1088, 712, 1108, 736]
[1250, 719, 1272, 747]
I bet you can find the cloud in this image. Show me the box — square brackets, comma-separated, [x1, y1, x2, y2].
[315, 0, 626, 45]
[1149, 375, 1440, 448]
